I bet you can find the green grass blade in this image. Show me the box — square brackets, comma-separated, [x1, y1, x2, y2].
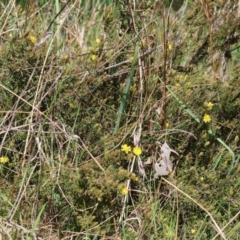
[114, 44, 139, 134]
[30, 203, 47, 237]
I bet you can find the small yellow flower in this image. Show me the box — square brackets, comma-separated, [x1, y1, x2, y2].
[133, 146, 142, 156]
[204, 102, 214, 110]
[168, 44, 173, 51]
[121, 144, 131, 154]
[0, 156, 9, 163]
[121, 186, 128, 196]
[191, 229, 196, 234]
[91, 54, 97, 61]
[200, 176, 204, 181]
[29, 35, 37, 44]
[203, 114, 211, 123]
[95, 38, 101, 44]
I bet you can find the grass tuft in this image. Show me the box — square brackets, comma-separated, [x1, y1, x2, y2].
[0, 0, 239, 239]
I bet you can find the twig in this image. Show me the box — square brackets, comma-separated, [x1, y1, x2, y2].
[96, 46, 159, 74]
[78, 138, 105, 172]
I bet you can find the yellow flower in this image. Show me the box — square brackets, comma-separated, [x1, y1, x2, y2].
[203, 114, 211, 123]
[121, 144, 131, 154]
[168, 44, 172, 51]
[121, 186, 128, 196]
[0, 156, 9, 163]
[91, 54, 97, 61]
[191, 229, 196, 235]
[133, 146, 142, 156]
[95, 38, 101, 44]
[204, 102, 214, 110]
[29, 35, 37, 44]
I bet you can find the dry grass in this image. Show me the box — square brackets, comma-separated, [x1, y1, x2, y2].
[0, 0, 239, 239]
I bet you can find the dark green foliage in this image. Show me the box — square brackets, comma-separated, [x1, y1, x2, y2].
[0, 0, 240, 239]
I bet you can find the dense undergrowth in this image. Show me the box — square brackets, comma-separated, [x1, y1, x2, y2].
[0, 0, 240, 239]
